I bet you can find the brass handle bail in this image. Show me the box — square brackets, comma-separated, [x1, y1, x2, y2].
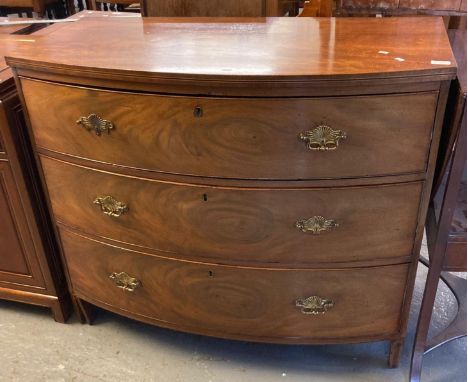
[109, 272, 140, 292]
[295, 296, 334, 315]
[296, 216, 338, 235]
[77, 113, 114, 136]
[299, 124, 347, 151]
[94, 195, 129, 217]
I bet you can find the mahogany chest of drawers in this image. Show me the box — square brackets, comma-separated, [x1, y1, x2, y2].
[6, 14, 456, 366]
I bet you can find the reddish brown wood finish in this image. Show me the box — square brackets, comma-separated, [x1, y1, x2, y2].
[141, 0, 299, 17]
[0, 30, 71, 322]
[0, 160, 44, 282]
[41, 155, 423, 267]
[142, 0, 265, 17]
[299, 0, 334, 16]
[0, 0, 74, 17]
[6, 13, 456, 367]
[62, 228, 409, 342]
[22, 79, 439, 180]
[4, 17, 456, 86]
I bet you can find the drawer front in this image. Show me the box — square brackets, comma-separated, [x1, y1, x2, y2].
[62, 229, 408, 341]
[23, 79, 438, 180]
[42, 156, 422, 266]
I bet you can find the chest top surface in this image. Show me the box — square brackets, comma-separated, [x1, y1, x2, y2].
[4, 13, 456, 83]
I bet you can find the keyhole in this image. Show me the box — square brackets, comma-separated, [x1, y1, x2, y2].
[203, 193, 208, 201]
[194, 106, 203, 118]
[208, 270, 214, 277]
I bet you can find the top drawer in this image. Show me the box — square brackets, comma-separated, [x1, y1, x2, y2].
[22, 79, 438, 180]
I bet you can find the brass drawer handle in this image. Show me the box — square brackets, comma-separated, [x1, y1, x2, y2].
[77, 113, 114, 136]
[94, 195, 129, 217]
[299, 124, 347, 151]
[296, 296, 334, 315]
[109, 271, 140, 292]
[296, 216, 338, 234]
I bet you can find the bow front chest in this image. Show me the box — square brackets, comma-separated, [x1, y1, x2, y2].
[6, 13, 456, 367]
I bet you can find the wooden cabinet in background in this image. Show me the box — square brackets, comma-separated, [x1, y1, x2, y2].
[141, 0, 299, 17]
[0, 33, 71, 321]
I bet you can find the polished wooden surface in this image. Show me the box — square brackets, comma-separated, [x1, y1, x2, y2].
[0, 0, 66, 17]
[41, 155, 423, 267]
[299, 0, 333, 16]
[0, 161, 42, 278]
[5, 16, 456, 85]
[62, 228, 409, 342]
[23, 79, 439, 180]
[143, 0, 264, 17]
[141, 0, 299, 17]
[0, 20, 71, 322]
[8, 13, 455, 367]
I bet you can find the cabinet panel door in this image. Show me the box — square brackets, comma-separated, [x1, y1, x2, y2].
[0, 160, 46, 289]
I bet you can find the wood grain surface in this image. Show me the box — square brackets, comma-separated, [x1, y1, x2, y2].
[5, 11, 455, 361]
[143, 0, 266, 16]
[142, 0, 298, 17]
[0, 70, 71, 321]
[5, 16, 456, 85]
[22, 79, 439, 180]
[41, 156, 423, 267]
[62, 228, 409, 342]
[0, 161, 35, 276]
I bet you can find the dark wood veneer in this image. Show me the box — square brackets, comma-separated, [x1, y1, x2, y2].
[22, 79, 439, 180]
[41, 155, 423, 267]
[6, 13, 456, 368]
[0, 45, 71, 320]
[62, 228, 409, 343]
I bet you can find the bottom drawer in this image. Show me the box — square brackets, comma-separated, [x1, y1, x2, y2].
[61, 228, 409, 343]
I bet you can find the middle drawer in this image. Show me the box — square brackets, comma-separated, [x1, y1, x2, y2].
[41, 156, 422, 266]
